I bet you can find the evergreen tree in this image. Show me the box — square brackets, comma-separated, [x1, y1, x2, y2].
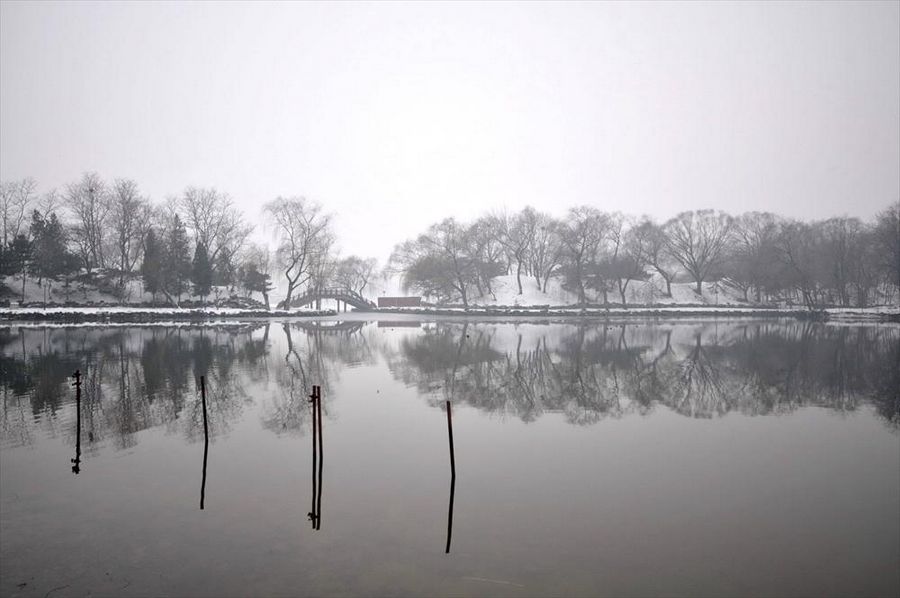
[0, 244, 9, 276]
[29, 211, 75, 305]
[213, 251, 235, 293]
[240, 263, 274, 309]
[191, 242, 212, 302]
[141, 228, 163, 300]
[6, 235, 32, 303]
[60, 251, 82, 302]
[164, 215, 191, 302]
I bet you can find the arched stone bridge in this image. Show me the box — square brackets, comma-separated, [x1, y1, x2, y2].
[280, 288, 376, 311]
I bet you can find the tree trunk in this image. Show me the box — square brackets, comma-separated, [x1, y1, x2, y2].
[516, 261, 523, 295]
[162, 289, 179, 308]
[542, 270, 553, 293]
[695, 279, 703, 295]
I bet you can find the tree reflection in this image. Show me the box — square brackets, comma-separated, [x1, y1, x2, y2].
[1, 320, 897, 456]
[389, 321, 900, 428]
[261, 321, 376, 435]
[0, 324, 265, 451]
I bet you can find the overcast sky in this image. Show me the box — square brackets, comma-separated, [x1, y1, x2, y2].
[1, 1, 898, 263]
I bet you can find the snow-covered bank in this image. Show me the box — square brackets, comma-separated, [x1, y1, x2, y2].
[0, 306, 336, 323]
[365, 305, 900, 324]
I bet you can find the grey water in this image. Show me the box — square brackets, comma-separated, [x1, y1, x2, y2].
[1, 318, 898, 597]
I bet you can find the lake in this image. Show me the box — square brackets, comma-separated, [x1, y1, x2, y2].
[1, 317, 898, 597]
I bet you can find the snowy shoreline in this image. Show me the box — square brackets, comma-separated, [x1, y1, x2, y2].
[1, 304, 897, 324]
[0, 306, 337, 323]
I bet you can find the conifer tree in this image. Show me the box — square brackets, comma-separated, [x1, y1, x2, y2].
[28, 211, 75, 304]
[141, 228, 163, 300]
[191, 242, 212, 302]
[164, 215, 191, 303]
[213, 251, 234, 293]
[240, 263, 274, 309]
[4, 235, 32, 303]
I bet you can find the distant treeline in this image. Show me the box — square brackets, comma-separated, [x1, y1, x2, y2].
[389, 204, 900, 309]
[1, 174, 898, 309]
[0, 175, 375, 308]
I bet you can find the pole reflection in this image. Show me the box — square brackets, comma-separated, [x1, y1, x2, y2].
[445, 399, 456, 554]
[70, 370, 81, 475]
[200, 375, 209, 510]
[308, 384, 323, 530]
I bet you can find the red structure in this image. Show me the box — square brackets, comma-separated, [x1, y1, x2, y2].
[377, 296, 422, 308]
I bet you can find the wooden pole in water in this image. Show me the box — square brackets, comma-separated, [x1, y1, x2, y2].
[309, 385, 318, 527]
[315, 385, 323, 530]
[200, 375, 209, 510]
[445, 400, 456, 553]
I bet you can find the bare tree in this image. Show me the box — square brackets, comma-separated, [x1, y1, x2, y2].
[66, 172, 111, 273]
[499, 207, 538, 295]
[776, 220, 827, 310]
[468, 216, 506, 299]
[390, 218, 478, 306]
[263, 197, 333, 308]
[334, 256, 378, 294]
[35, 189, 62, 220]
[588, 212, 628, 305]
[616, 217, 654, 304]
[872, 202, 900, 304]
[728, 212, 782, 302]
[109, 179, 151, 288]
[664, 210, 733, 295]
[308, 229, 338, 300]
[560, 206, 610, 304]
[529, 211, 564, 292]
[821, 217, 865, 307]
[180, 187, 253, 269]
[1, 177, 37, 246]
[640, 220, 678, 296]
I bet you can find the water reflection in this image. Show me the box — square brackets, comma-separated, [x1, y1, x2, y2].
[1, 320, 897, 458]
[389, 321, 900, 426]
[1, 325, 266, 452]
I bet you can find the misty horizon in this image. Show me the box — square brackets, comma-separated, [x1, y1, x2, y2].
[2, 1, 898, 263]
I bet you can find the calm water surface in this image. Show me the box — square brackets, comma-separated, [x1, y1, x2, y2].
[1, 318, 898, 597]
